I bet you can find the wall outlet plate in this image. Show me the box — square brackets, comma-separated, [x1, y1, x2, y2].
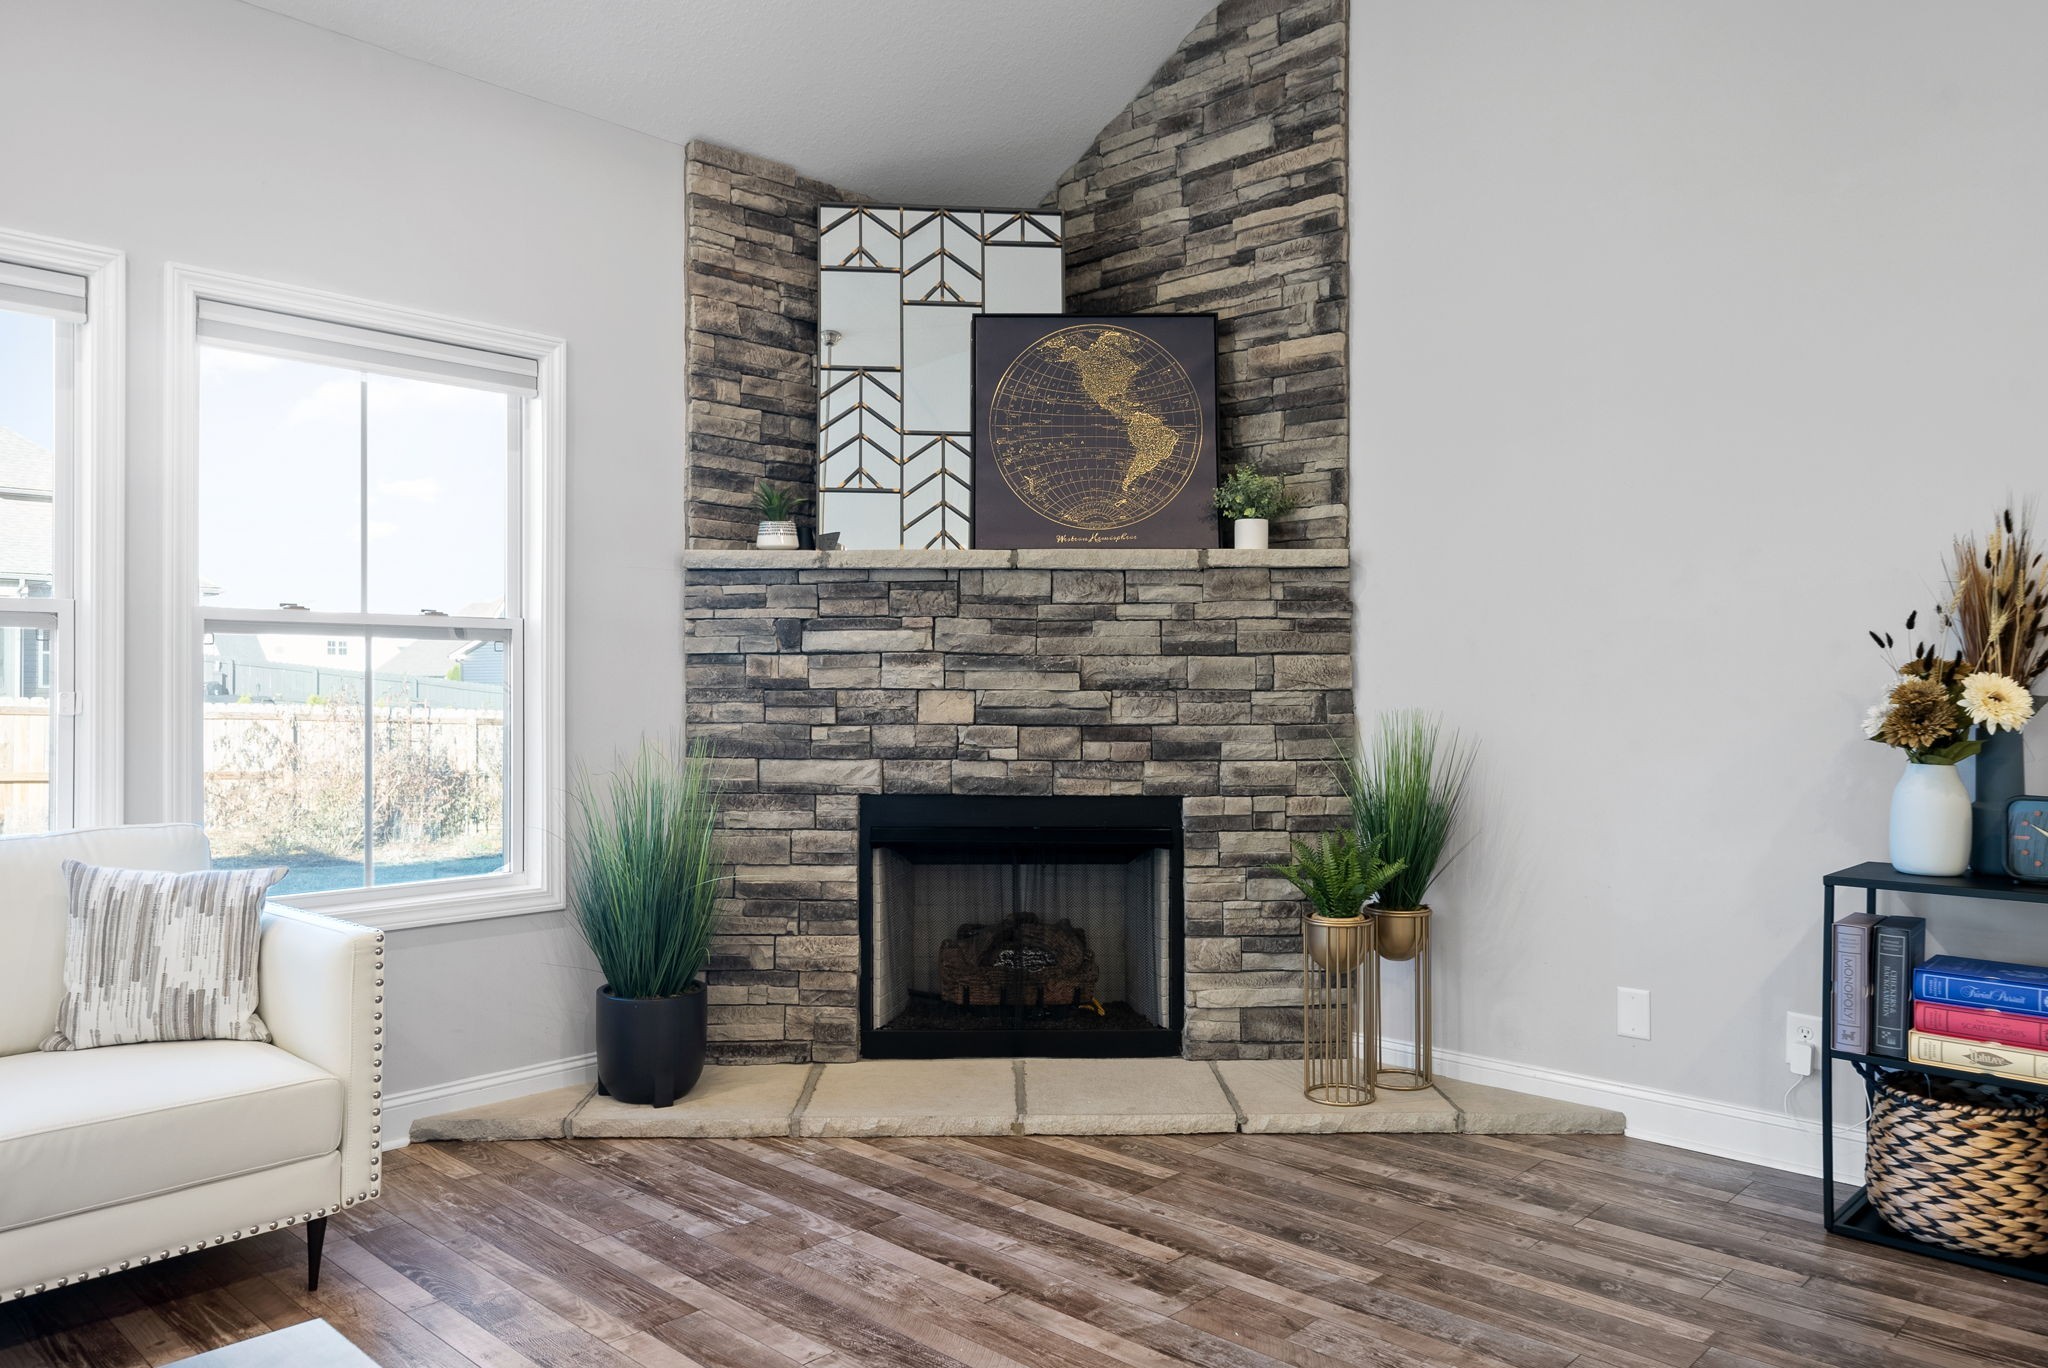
[1786, 1011, 1821, 1076]
[1617, 987, 1651, 1040]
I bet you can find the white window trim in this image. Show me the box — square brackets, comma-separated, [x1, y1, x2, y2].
[162, 264, 565, 931]
[0, 227, 124, 830]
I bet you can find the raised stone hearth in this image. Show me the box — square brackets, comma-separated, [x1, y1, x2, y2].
[407, 1061, 1629, 1141]
[684, 546, 1352, 1064]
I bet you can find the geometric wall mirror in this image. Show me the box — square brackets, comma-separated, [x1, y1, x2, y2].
[817, 205, 1063, 548]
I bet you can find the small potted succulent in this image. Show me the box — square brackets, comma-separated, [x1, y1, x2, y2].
[1212, 461, 1296, 549]
[1272, 829, 1405, 974]
[754, 481, 803, 549]
[572, 740, 723, 1108]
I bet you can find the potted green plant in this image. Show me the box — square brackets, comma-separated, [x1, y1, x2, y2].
[1343, 711, 1475, 962]
[754, 480, 803, 549]
[1212, 461, 1296, 549]
[571, 740, 723, 1107]
[1272, 829, 1406, 973]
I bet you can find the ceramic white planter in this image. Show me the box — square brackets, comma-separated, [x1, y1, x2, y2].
[1232, 517, 1269, 550]
[756, 520, 799, 550]
[1890, 760, 1971, 877]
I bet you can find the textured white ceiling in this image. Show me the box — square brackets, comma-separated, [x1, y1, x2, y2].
[238, 0, 1214, 203]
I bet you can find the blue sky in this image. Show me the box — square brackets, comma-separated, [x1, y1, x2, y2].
[0, 309, 56, 449]
[0, 307, 512, 615]
[198, 347, 509, 614]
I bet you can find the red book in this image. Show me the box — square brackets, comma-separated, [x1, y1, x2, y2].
[1915, 1000, 2048, 1051]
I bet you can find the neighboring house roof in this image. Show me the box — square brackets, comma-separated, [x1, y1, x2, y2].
[209, 634, 271, 666]
[0, 427, 54, 585]
[381, 598, 505, 674]
[305, 601, 509, 681]
[0, 427, 53, 495]
[379, 637, 467, 679]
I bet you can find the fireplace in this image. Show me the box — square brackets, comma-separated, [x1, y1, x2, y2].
[859, 795, 1184, 1058]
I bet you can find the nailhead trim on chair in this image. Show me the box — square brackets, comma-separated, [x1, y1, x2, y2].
[1, 929, 387, 1303]
[0, 1203, 343, 1304]
[367, 931, 384, 1199]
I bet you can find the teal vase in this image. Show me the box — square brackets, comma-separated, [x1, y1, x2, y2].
[1971, 725, 2028, 876]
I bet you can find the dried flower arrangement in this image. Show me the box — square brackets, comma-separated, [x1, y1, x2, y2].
[1865, 505, 2045, 764]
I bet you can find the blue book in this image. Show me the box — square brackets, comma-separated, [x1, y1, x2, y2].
[1914, 956, 2048, 1019]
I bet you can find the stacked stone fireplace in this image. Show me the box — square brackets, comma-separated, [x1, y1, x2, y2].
[683, 546, 1353, 1064]
[680, 0, 1350, 1065]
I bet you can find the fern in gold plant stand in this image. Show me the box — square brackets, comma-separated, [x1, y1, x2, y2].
[1273, 830, 1404, 1106]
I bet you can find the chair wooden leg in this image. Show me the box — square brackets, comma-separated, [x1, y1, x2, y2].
[306, 1216, 328, 1291]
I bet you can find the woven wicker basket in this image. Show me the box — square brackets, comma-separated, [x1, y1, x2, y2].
[1865, 1071, 2048, 1258]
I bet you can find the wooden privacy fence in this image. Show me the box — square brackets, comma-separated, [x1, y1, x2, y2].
[204, 701, 505, 860]
[0, 701, 49, 835]
[0, 701, 508, 843]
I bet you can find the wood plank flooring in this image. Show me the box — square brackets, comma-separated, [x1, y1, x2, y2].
[4, 1131, 2045, 1367]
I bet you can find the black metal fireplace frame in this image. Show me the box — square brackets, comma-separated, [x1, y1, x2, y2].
[857, 794, 1186, 1058]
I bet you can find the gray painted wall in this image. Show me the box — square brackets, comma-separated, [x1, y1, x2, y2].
[1351, 0, 2048, 1128]
[0, 0, 687, 1092]
[15, 0, 2048, 1135]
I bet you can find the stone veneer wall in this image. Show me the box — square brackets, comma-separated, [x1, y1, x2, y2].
[1047, 0, 1348, 547]
[684, 142, 857, 548]
[684, 548, 1353, 1063]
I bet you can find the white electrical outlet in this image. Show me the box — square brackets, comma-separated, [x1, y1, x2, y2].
[1786, 1012, 1822, 1076]
[1617, 988, 1651, 1040]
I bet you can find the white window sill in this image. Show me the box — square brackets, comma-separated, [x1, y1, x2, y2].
[268, 872, 564, 932]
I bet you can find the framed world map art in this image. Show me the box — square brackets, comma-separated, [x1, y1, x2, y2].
[971, 314, 1218, 548]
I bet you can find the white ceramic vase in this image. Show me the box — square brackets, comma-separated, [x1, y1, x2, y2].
[1232, 517, 1269, 550]
[1889, 760, 1971, 877]
[755, 520, 799, 550]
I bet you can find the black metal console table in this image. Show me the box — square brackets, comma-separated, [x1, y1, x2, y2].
[1822, 862, 2048, 1285]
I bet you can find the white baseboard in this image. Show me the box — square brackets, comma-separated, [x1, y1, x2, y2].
[383, 1052, 596, 1149]
[1381, 1036, 1864, 1179]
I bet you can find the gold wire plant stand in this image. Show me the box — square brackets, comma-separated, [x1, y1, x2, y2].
[1374, 906, 1433, 1090]
[1303, 913, 1378, 1106]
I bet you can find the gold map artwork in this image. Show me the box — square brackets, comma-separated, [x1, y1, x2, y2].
[987, 325, 1203, 530]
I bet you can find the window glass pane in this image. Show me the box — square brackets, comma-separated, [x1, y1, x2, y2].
[204, 631, 366, 893]
[0, 624, 54, 835]
[0, 308, 57, 597]
[365, 376, 509, 616]
[370, 635, 506, 885]
[198, 348, 362, 611]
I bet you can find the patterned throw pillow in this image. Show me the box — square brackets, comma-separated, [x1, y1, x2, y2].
[40, 862, 287, 1051]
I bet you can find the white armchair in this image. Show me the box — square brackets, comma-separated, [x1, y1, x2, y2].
[0, 824, 383, 1303]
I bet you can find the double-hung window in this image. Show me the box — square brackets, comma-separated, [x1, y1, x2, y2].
[0, 234, 121, 835]
[174, 271, 562, 927]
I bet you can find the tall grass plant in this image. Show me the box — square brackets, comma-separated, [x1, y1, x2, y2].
[570, 740, 723, 999]
[1341, 712, 1475, 911]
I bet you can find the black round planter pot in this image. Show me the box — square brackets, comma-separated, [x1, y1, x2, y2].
[594, 983, 706, 1108]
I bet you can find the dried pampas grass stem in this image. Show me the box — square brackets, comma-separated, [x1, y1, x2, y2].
[1949, 502, 2048, 686]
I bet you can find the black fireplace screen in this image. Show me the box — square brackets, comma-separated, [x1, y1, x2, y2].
[859, 795, 1184, 1057]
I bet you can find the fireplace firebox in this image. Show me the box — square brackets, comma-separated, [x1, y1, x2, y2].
[858, 795, 1185, 1058]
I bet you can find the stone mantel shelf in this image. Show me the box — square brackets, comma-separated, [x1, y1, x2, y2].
[681, 547, 1349, 572]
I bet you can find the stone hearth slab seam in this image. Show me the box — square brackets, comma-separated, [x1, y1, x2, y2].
[561, 1083, 597, 1138]
[1208, 1061, 1249, 1131]
[788, 1063, 825, 1137]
